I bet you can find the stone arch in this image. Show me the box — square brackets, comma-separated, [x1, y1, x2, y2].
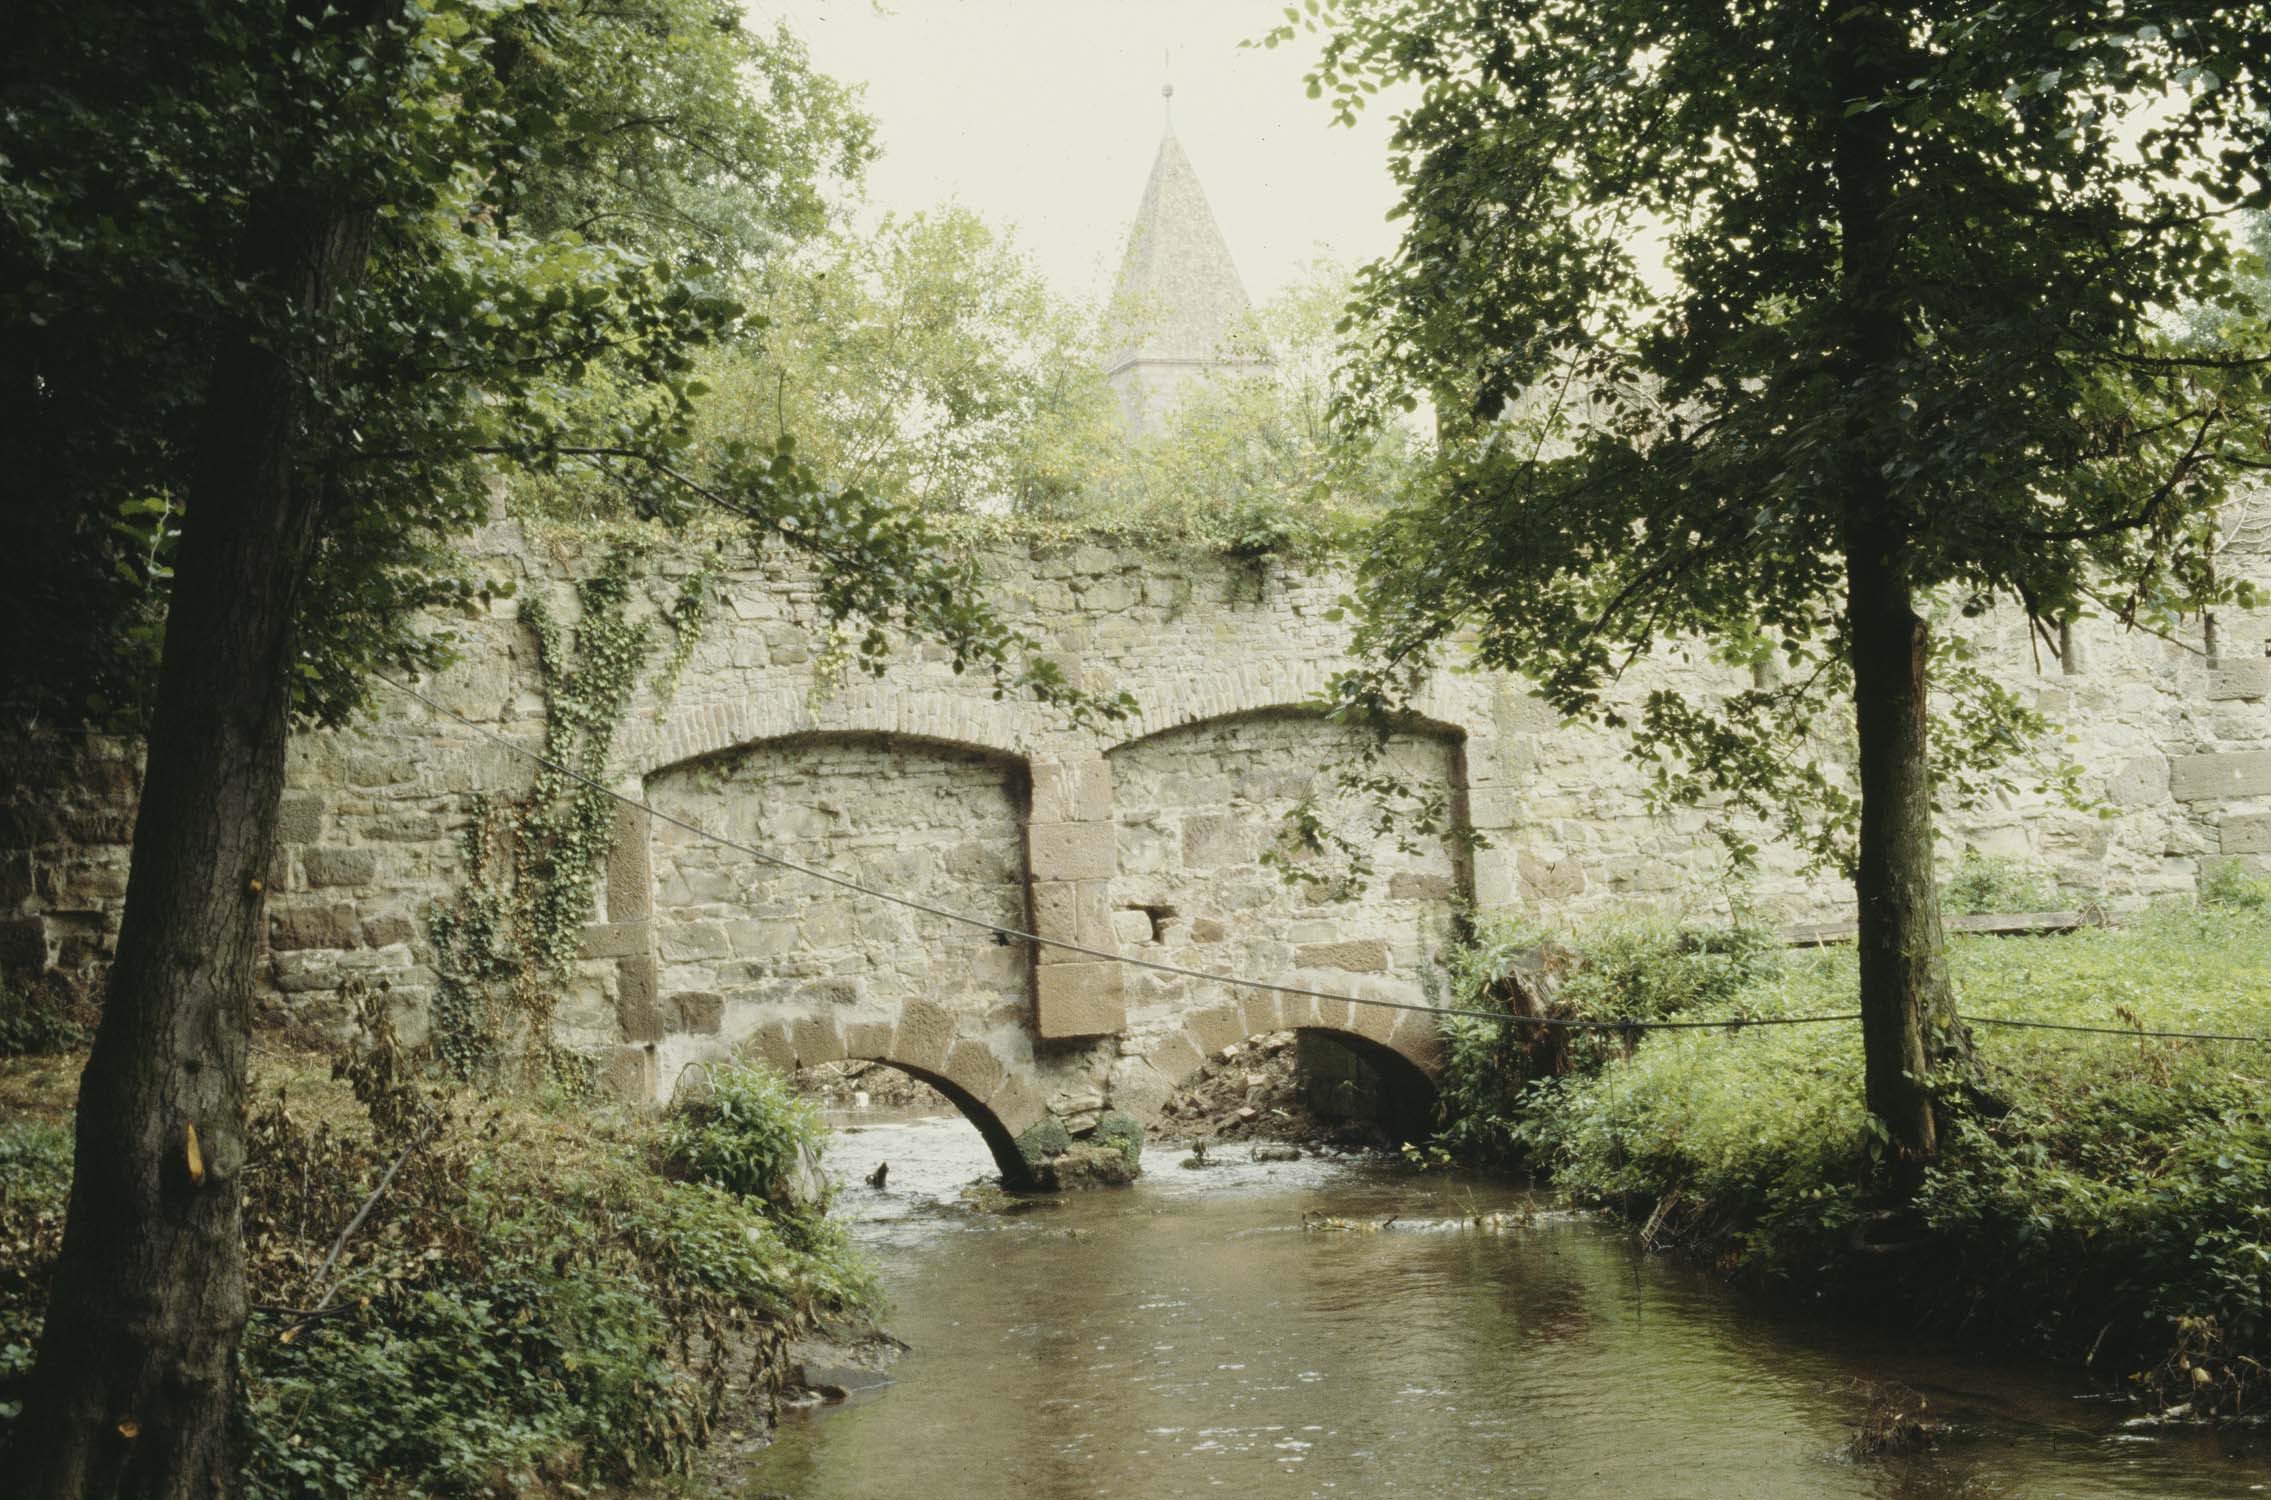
[1132, 988, 1445, 1142]
[737, 999, 1051, 1190]
[1116, 669, 1481, 751]
[620, 685, 1033, 781]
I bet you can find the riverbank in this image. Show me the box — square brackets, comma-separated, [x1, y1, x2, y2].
[0, 991, 877, 1496]
[1436, 899, 2271, 1415]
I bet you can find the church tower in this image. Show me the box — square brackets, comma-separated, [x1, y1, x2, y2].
[1103, 86, 1267, 435]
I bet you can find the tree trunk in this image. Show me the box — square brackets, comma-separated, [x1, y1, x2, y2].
[12, 197, 371, 1500]
[1845, 538, 1960, 1178]
[1832, 13, 1963, 1185]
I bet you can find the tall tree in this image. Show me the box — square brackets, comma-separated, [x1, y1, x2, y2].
[1281, 4, 2271, 1173]
[0, 3, 1108, 1493]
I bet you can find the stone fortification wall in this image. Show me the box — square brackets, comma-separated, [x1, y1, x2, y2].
[6, 517, 2269, 1152]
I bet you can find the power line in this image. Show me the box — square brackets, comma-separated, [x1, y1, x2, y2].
[376, 673, 1857, 1032]
[361, 673, 2271, 1047]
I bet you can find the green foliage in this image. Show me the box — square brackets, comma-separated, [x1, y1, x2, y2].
[1094, 1110, 1145, 1168]
[2200, 860, 2271, 910]
[0, 1123, 71, 1424]
[1940, 852, 2060, 915]
[1507, 906, 2271, 1409]
[429, 548, 656, 1082]
[681, 226, 1410, 560]
[1430, 915, 1783, 1167]
[1281, 2, 2271, 874]
[1015, 1119, 1073, 1167]
[0, 1002, 875, 1490]
[0, 982, 87, 1059]
[663, 1062, 826, 1212]
[0, 0, 875, 732]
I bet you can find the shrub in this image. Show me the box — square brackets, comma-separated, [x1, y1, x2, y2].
[663, 1061, 826, 1211]
[0, 1122, 70, 1424]
[1431, 915, 1782, 1168]
[1511, 905, 2271, 1409]
[0, 979, 88, 1058]
[1941, 851, 2059, 914]
[2200, 860, 2271, 910]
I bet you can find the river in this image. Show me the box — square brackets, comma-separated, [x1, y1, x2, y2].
[743, 1112, 2266, 1499]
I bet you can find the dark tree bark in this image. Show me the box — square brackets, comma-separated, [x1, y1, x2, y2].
[1831, 15, 1964, 1184]
[12, 193, 373, 1500]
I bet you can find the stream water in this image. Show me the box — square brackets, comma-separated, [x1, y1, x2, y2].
[743, 1112, 2266, 1499]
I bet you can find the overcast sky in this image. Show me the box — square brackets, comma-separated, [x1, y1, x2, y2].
[759, 0, 1407, 306]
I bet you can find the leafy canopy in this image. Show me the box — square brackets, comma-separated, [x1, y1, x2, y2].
[1, 0, 1121, 737]
[1276, 2, 2271, 868]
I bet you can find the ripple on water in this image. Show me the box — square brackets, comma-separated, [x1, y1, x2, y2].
[756, 1114, 2265, 1500]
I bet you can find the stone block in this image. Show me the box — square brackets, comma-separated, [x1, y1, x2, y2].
[1030, 755, 1113, 825]
[745, 1021, 796, 1077]
[2105, 755, 2170, 807]
[669, 990, 725, 1034]
[942, 1039, 1008, 1105]
[1032, 880, 1112, 962]
[269, 902, 361, 952]
[579, 920, 648, 959]
[1310, 995, 1357, 1033]
[894, 998, 958, 1073]
[302, 846, 379, 888]
[597, 1044, 658, 1103]
[1294, 938, 1390, 972]
[791, 1013, 846, 1066]
[843, 1019, 895, 1063]
[2222, 813, 2271, 855]
[606, 802, 653, 921]
[360, 911, 416, 949]
[1187, 917, 1227, 944]
[616, 955, 665, 1043]
[1185, 1004, 1245, 1058]
[657, 923, 729, 962]
[276, 794, 326, 845]
[1181, 813, 1255, 870]
[2206, 659, 2271, 701]
[1277, 993, 1322, 1032]
[989, 1073, 1049, 1137]
[2171, 750, 2271, 803]
[1350, 995, 1400, 1044]
[1516, 849, 1589, 901]
[1034, 962, 1125, 1039]
[1145, 1029, 1205, 1088]
[1237, 990, 1284, 1037]
[1027, 821, 1117, 883]
[1389, 1009, 1449, 1075]
[1387, 872, 1457, 903]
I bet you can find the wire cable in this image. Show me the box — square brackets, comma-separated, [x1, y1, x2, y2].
[369, 673, 2271, 1045]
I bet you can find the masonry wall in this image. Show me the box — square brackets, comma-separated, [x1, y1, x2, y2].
[7, 516, 2269, 1137]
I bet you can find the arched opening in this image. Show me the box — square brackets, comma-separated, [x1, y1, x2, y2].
[1291, 1029, 1440, 1146]
[797, 1055, 1041, 1191]
[1147, 1018, 1443, 1149]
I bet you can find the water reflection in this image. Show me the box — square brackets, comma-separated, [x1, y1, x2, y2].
[747, 1114, 2265, 1499]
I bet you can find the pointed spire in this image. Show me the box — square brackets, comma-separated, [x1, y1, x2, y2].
[1104, 111, 1262, 433]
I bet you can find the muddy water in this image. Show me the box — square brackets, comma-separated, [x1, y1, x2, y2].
[746, 1113, 2266, 1499]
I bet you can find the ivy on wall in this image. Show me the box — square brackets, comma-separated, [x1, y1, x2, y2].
[429, 547, 701, 1082]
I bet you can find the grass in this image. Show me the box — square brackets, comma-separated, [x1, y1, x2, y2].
[1440, 902, 2271, 1413]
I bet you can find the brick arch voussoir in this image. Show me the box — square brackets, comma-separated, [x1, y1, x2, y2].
[1112, 667, 1481, 752]
[739, 999, 1042, 1187]
[1160, 990, 1447, 1088]
[621, 686, 1034, 782]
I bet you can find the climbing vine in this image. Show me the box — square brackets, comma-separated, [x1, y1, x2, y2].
[429, 548, 678, 1083]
